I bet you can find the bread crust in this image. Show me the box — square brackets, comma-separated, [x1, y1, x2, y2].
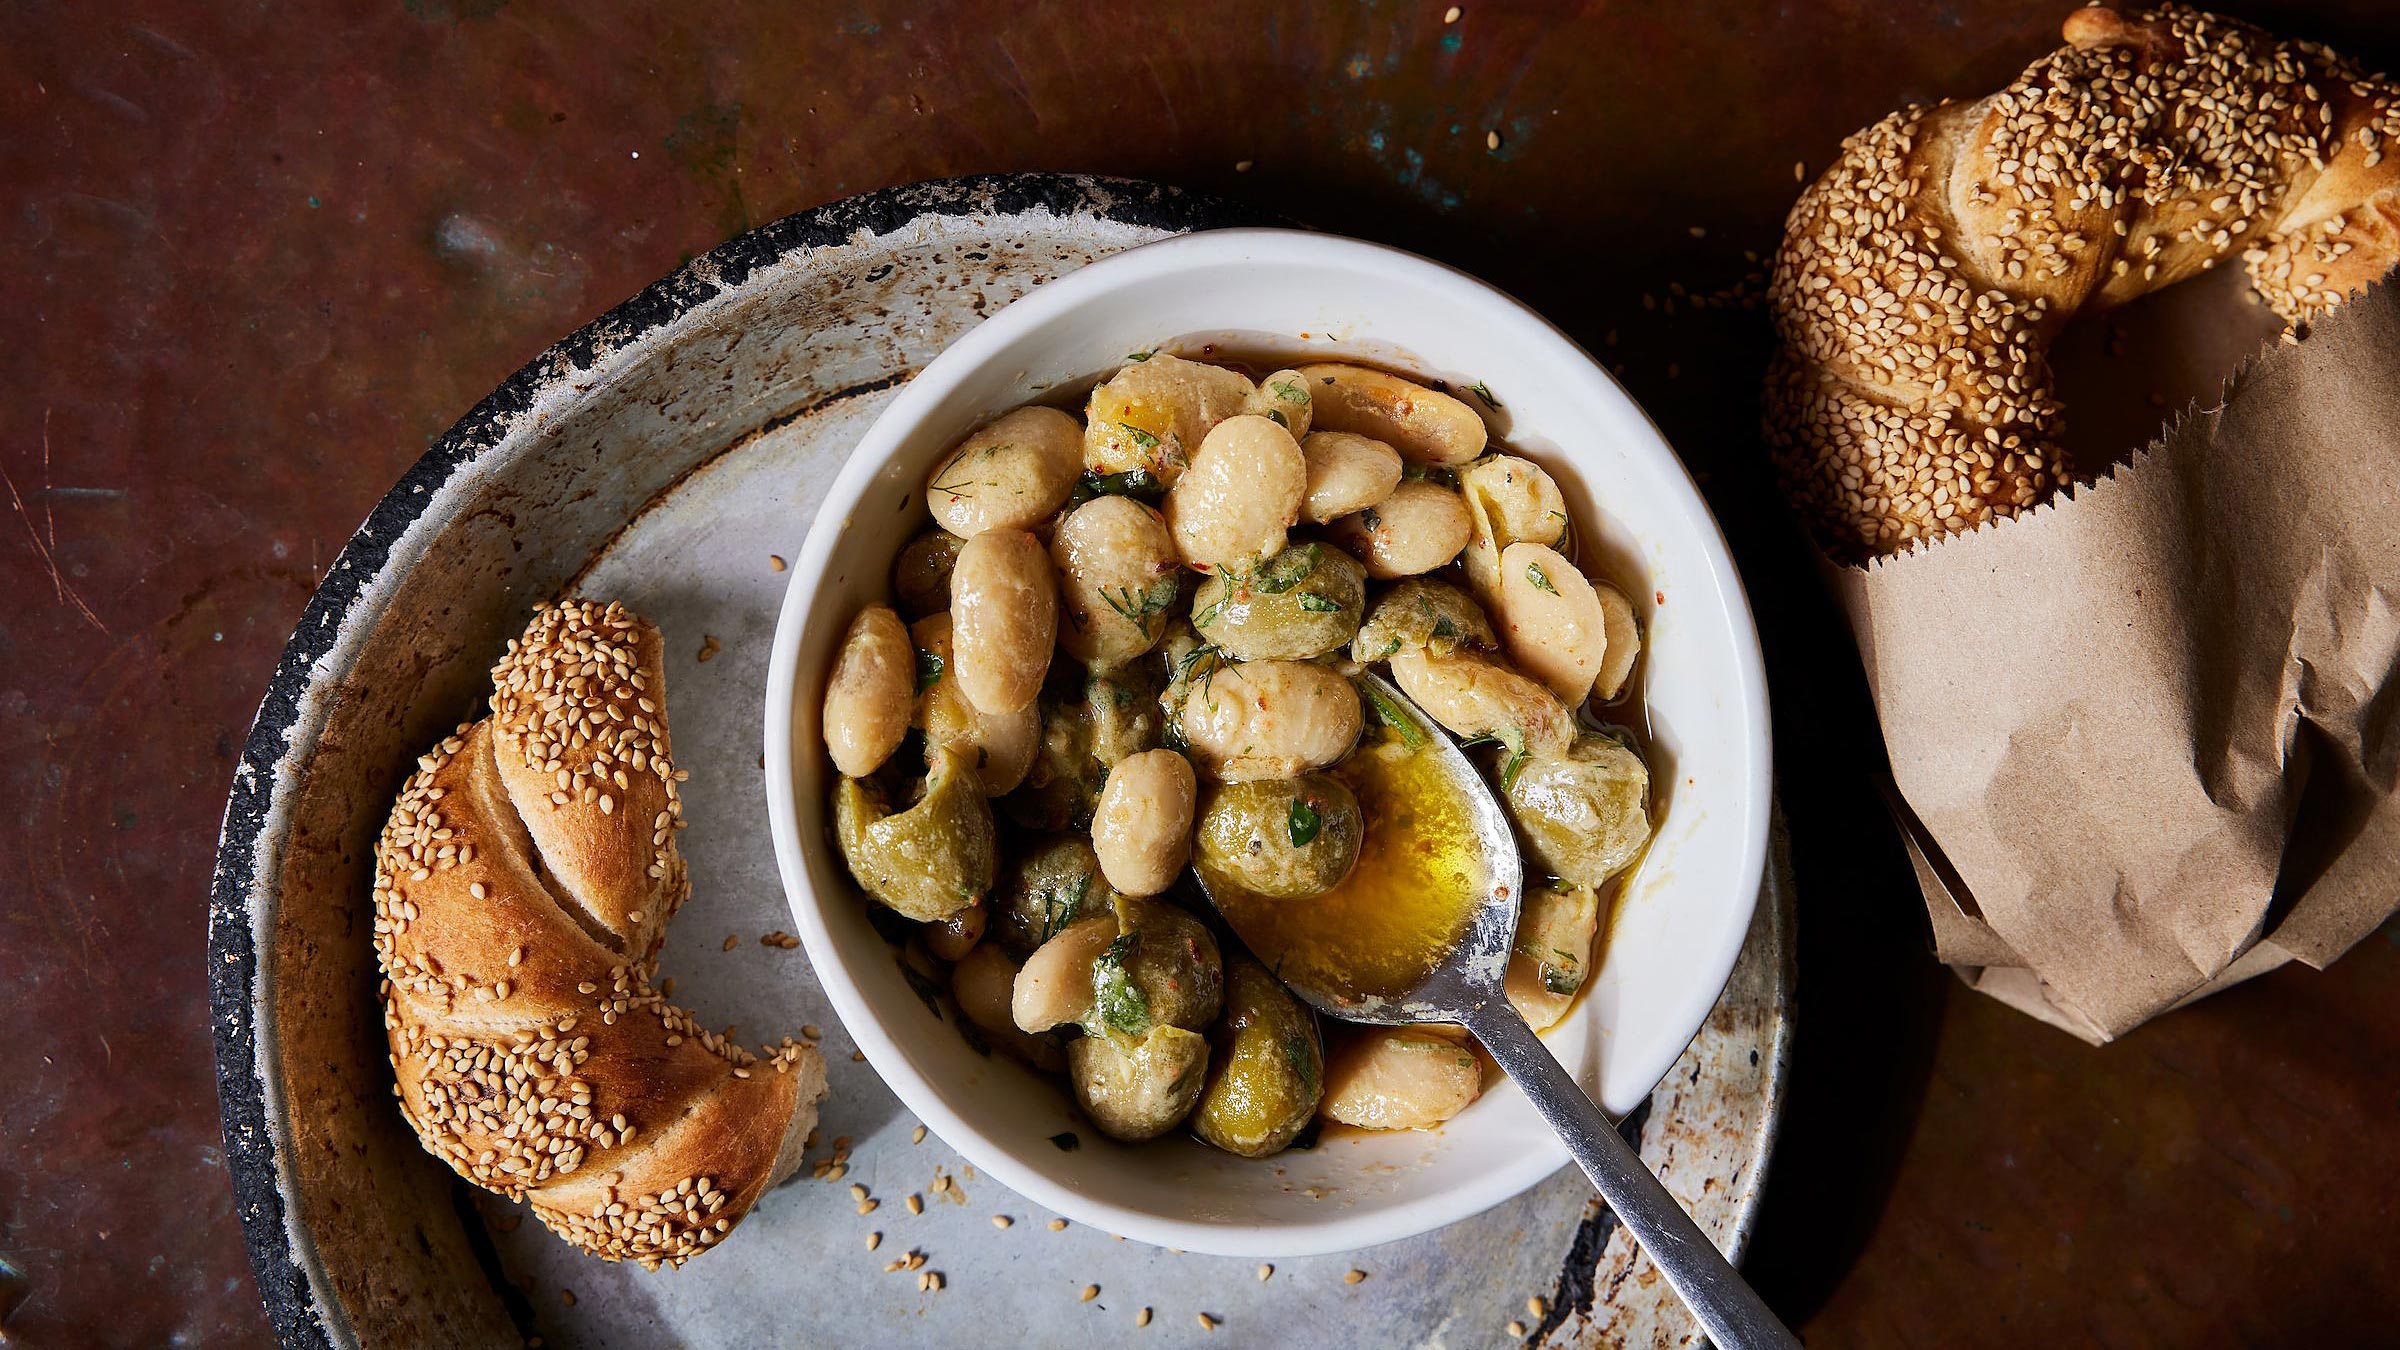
[372, 600, 825, 1267]
[1768, 3, 2400, 558]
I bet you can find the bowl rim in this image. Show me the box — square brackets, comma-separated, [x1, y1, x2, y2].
[762, 226, 1772, 1256]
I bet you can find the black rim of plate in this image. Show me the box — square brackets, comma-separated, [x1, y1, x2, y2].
[205, 173, 1277, 1349]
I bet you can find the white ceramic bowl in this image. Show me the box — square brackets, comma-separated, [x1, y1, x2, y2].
[763, 228, 1770, 1257]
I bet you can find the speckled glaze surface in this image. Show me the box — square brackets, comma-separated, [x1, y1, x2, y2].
[204, 176, 1791, 1348]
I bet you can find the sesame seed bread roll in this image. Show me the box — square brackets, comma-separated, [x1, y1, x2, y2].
[373, 600, 825, 1269]
[1767, 3, 2400, 559]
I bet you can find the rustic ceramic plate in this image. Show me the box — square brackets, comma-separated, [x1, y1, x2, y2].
[208, 174, 1792, 1348]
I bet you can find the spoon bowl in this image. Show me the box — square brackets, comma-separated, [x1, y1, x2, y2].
[1191, 672, 1799, 1350]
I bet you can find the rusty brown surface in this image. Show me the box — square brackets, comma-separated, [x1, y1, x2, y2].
[3, 1, 2395, 1345]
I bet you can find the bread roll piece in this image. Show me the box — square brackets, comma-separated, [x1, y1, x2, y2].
[373, 599, 826, 1268]
[1768, 3, 2400, 558]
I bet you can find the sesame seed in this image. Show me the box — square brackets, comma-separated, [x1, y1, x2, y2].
[866, 1231, 881, 1250]
[1508, 1320, 1528, 1337]
[906, 1194, 923, 1215]
[1528, 1296, 1548, 1317]
[993, 1215, 1013, 1229]
[1486, 130, 1501, 151]
[723, 934, 739, 951]
[850, 1184, 868, 1201]
[1256, 1264, 1273, 1281]
[1196, 1313, 1218, 1331]
[1048, 1218, 1068, 1231]
[1444, 5, 1460, 21]
[1081, 1284, 1100, 1302]
[1136, 1308, 1152, 1328]
[769, 554, 787, 572]
[1344, 1269, 1367, 1285]
[857, 1199, 878, 1215]
[912, 1125, 927, 1144]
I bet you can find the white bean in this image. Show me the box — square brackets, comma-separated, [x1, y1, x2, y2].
[1174, 659, 1362, 782]
[1051, 495, 1180, 668]
[1092, 749, 1197, 896]
[1084, 353, 1255, 483]
[1460, 454, 1568, 596]
[1320, 1028, 1484, 1130]
[1591, 581, 1642, 702]
[954, 944, 1064, 1070]
[1326, 480, 1472, 579]
[1166, 415, 1305, 573]
[1011, 914, 1118, 1032]
[822, 604, 915, 777]
[1504, 884, 1600, 1032]
[1244, 368, 1315, 441]
[926, 406, 1086, 536]
[1388, 647, 1573, 760]
[1298, 431, 1402, 524]
[1493, 542, 1608, 706]
[911, 613, 1040, 795]
[950, 529, 1057, 715]
[1296, 363, 1487, 465]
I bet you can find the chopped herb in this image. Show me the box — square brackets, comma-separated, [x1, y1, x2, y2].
[1500, 740, 1531, 793]
[1048, 1131, 1081, 1152]
[1127, 349, 1155, 362]
[1066, 467, 1166, 509]
[1526, 562, 1560, 595]
[1270, 378, 1308, 404]
[1266, 409, 1289, 429]
[1296, 591, 1340, 613]
[1093, 933, 1152, 1036]
[914, 648, 945, 693]
[1192, 591, 1228, 630]
[1282, 1032, 1319, 1095]
[1253, 544, 1320, 594]
[1468, 380, 1502, 409]
[1120, 423, 1162, 450]
[1356, 681, 1429, 749]
[929, 447, 1001, 498]
[1040, 870, 1094, 944]
[1360, 507, 1382, 532]
[1431, 615, 1459, 641]
[1541, 964, 1581, 996]
[1285, 1117, 1323, 1151]
[1100, 574, 1179, 634]
[1288, 797, 1323, 847]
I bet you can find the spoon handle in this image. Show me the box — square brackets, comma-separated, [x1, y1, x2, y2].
[1465, 1002, 1799, 1350]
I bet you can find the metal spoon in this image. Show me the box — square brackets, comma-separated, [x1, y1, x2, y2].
[1191, 671, 1798, 1350]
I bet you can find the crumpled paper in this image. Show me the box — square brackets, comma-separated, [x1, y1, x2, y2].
[1829, 278, 2400, 1043]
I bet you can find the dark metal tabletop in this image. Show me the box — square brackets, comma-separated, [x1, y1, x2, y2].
[5, 2, 2396, 1345]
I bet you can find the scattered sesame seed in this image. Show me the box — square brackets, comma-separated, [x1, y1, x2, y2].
[1344, 1269, 1368, 1285]
[768, 554, 786, 572]
[850, 1184, 868, 1201]
[906, 1194, 924, 1215]
[912, 1125, 928, 1145]
[723, 934, 739, 951]
[1256, 1264, 1273, 1281]
[1793, 159, 1806, 182]
[857, 1199, 878, 1216]
[993, 1215, 1013, 1229]
[1444, 5, 1461, 21]
[1508, 1320, 1528, 1337]
[1136, 1307, 1152, 1328]
[866, 1231, 881, 1250]
[1081, 1284, 1100, 1302]
[1486, 130, 1501, 151]
[1234, 159, 1254, 172]
[1048, 1218, 1068, 1231]
[1688, 225, 1707, 239]
[1196, 1313, 1218, 1332]
[1528, 1296, 1548, 1317]
[927, 1271, 944, 1292]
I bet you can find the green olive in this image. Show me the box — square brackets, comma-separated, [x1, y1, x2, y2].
[1190, 543, 1367, 661]
[1002, 687, 1101, 832]
[1194, 775, 1364, 899]
[1349, 576, 1496, 663]
[892, 528, 964, 620]
[1192, 959, 1324, 1157]
[990, 834, 1119, 959]
[1085, 665, 1164, 766]
[832, 743, 995, 921]
[1067, 1025, 1210, 1142]
[1502, 731, 1651, 888]
[1096, 899, 1226, 1034]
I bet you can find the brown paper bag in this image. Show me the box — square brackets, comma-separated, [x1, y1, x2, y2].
[1832, 278, 2400, 1043]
